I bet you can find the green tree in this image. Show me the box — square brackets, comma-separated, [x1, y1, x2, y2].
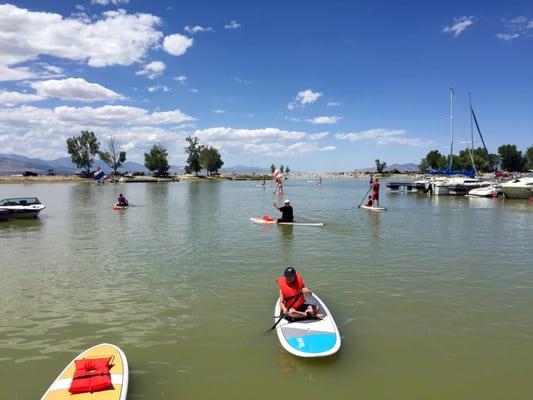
[144, 144, 169, 176]
[419, 158, 428, 173]
[285, 165, 290, 174]
[424, 150, 447, 170]
[184, 136, 203, 176]
[525, 146, 533, 170]
[270, 164, 276, 174]
[199, 146, 224, 175]
[375, 159, 387, 173]
[280, 165, 285, 174]
[498, 144, 525, 172]
[99, 136, 126, 175]
[66, 130, 101, 173]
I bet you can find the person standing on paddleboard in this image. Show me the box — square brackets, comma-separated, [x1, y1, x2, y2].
[371, 178, 380, 207]
[276, 267, 322, 320]
[274, 199, 293, 223]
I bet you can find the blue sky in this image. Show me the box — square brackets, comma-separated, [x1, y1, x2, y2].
[0, 1, 531, 171]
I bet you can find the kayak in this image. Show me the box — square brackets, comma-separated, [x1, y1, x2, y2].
[361, 205, 387, 212]
[41, 343, 128, 400]
[113, 204, 128, 210]
[250, 217, 324, 226]
[274, 293, 341, 358]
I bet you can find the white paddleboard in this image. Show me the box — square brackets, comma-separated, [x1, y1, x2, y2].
[361, 205, 387, 212]
[274, 293, 341, 358]
[250, 217, 324, 226]
[41, 343, 128, 400]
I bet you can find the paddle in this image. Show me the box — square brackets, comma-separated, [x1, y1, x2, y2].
[267, 292, 303, 332]
[357, 186, 372, 208]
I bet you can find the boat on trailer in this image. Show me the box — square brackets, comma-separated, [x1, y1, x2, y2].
[0, 197, 46, 218]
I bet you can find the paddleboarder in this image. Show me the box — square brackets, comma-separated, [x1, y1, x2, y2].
[276, 267, 322, 320]
[371, 178, 380, 207]
[274, 199, 293, 223]
[116, 193, 129, 207]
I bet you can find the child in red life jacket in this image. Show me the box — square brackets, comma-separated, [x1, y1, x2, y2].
[275, 267, 323, 320]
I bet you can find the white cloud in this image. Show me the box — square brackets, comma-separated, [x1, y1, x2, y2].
[288, 89, 322, 109]
[306, 116, 341, 125]
[309, 132, 329, 140]
[0, 105, 195, 160]
[175, 76, 187, 84]
[31, 78, 123, 101]
[0, 91, 46, 106]
[0, 5, 162, 81]
[496, 16, 533, 40]
[224, 20, 241, 29]
[234, 77, 251, 84]
[443, 16, 474, 37]
[184, 25, 212, 34]
[212, 109, 225, 114]
[136, 61, 166, 79]
[327, 101, 342, 107]
[335, 128, 430, 147]
[147, 85, 170, 92]
[162, 33, 194, 56]
[75, 5, 85, 11]
[194, 127, 305, 142]
[91, 0, 130, 5]
[190, 88, 199, 94]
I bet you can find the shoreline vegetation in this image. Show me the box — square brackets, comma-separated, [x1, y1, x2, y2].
[0, 172, 421, 184]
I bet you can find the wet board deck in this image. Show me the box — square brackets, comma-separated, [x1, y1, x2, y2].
[41, 343, 128, 400]
[361, 205, 387, 212]
[274, 293, 341, 358]
[250, 217, 324, 226]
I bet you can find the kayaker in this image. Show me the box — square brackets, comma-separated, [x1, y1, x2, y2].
[371, 178, 380, 207]
[116, 193, 129, 206]
[274, 199, 293, 223]
[276, 267, 323, 320]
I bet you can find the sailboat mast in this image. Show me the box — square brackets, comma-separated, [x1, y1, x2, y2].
[449, 88, 454, 171]
[469, 92, 477, 175]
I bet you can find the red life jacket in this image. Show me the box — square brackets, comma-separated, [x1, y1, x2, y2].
[276, 273, 305, 309]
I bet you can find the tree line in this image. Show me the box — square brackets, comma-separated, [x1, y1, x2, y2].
[419, 144, 533, 173]
[66, 131, 223, 177]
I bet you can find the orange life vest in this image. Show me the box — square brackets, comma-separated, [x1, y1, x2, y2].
[276, 273, 305, 309]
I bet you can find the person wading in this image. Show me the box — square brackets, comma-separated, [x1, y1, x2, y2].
[274, 199, 293, 223]
[276, 267, 322, 321]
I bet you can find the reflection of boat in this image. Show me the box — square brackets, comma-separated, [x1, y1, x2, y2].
[467, 184, 501, 197]
[500, 178, 533, 199]
[0, 209, 8, 222]
[0, 197, 45, 218]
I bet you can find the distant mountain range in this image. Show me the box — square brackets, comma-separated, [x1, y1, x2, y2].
[0, 153, 271, 175]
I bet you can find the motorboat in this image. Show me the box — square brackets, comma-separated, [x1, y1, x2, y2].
[0, 197, 46, 218]
[446, 177, 491, 195]
[467, 184, 501, 197]
[500, 177, 533, 199]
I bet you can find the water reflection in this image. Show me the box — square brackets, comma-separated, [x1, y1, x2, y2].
[368, 212, 380, 241]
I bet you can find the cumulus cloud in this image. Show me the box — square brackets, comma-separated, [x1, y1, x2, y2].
[288, 89, 322, 110]
[30, 78, 123, 101]
[309, 132, 329, 140]
[224, 20, 241, 29]
[91, 0, 130, 5]
[175, 76, 187, 84]
[0, 5, 163, 81]
[335, 128, 429, 147]
[496, 16, 533, 40]
[147, 85, 170, 92]
[0, 105, 196, 160]
[306, 116, 341, 124]
[136, 61, 166, 79]
[162, 33, 194, 56]
[0, 91, 46, 106]
[443, 16, 474, 37]
[184, 25, 212, 34]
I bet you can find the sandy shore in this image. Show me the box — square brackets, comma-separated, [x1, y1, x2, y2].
[0, 172, 421, 184]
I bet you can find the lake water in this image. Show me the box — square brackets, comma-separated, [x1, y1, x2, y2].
[1, 179, 532, 399]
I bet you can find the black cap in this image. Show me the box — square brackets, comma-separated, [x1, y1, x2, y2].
[284, 267, 296, 277]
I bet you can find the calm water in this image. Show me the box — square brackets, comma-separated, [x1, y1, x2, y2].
[1, 180, 532, 399]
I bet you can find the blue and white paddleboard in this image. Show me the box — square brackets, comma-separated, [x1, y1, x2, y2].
[274, 293, 341, 358]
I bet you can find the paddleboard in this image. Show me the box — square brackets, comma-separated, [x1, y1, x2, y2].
[41, 343, 128, 400]
[274, 293, 341, 358]
[361, 205, 387, 212]
[250, 217, 324, 226]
